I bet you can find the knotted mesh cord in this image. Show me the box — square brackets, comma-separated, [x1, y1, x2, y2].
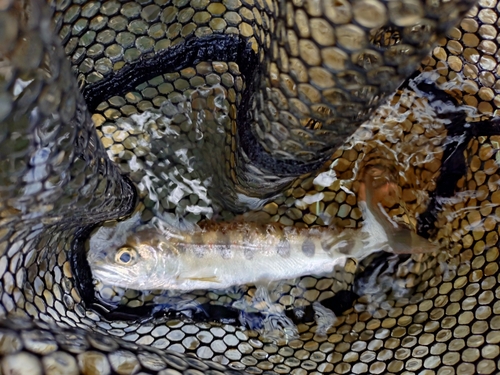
[0, 0, 500, 375]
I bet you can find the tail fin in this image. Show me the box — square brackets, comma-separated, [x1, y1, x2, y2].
[360, 166, 438, 255]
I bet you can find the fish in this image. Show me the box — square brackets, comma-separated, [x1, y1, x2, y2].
[87, 166, 439, 291]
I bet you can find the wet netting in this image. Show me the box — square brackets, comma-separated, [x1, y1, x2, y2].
[0, 0, 500, 374]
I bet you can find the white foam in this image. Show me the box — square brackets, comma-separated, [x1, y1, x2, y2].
[312, 301, 337, 336]
[313, 170, 337, 187]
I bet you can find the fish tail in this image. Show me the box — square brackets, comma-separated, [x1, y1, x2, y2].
[361, 166, 438, 255]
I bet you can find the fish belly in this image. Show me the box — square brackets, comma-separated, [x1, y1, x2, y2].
[176, 248, 340, 290]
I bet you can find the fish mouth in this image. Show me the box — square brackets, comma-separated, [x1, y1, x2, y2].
[93, 270, 154, 292]
[89, 266, 123, 286]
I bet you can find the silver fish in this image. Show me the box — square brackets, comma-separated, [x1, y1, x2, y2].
[87, 167, 438, 291]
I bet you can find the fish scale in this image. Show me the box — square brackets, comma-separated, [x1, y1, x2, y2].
[0, 0, 499, 375]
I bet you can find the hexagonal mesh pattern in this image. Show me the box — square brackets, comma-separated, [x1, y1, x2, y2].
[1, 0, 500, 375]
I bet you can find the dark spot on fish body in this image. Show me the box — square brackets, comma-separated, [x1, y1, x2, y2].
[217, 244, 233, 259]
[276, 239, 291, 258]
[321, 233, 355, 255]
[320, 238, 333, 253]
[302, 239, 315, 257]
[244, 247, 255, 260]
[336, 239, 356, 255]
[192, 247, 205, 258]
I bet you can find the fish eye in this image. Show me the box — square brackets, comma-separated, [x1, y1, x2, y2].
[115, 247, 137, 265]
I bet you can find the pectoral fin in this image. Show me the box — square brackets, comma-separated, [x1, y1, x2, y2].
[183, 276, 221, 283]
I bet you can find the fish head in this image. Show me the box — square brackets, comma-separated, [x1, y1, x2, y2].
[88, 242, 147, 289]
[88, 238, 180, 290]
